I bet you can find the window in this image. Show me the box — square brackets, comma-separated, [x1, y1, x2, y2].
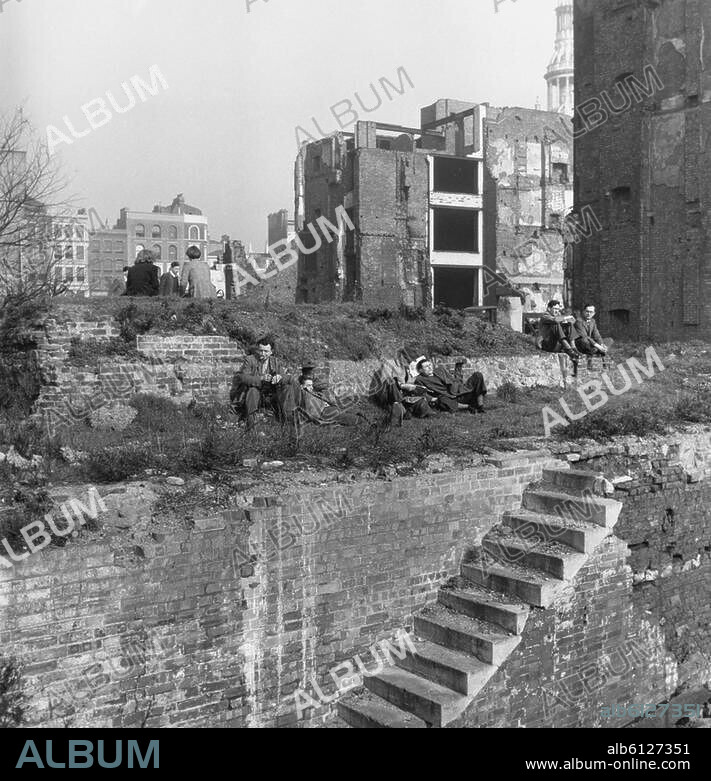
[312, 154, 321, 172]
[64, 245, 73, 259]
[169, 225, 178, 240]
[433, 157, 479, 195]
[115, 241, 124, 252]
[104, 240, 112, 252]
[432, 208, 478, 253]
[64, 267, 74, 283]
[76, 246, 85, 261]
[90, 240, 100, 252]
[135, 244, 145, 257]
[169, 245, 178, 261]
[189, 225, 199, 241]
[152, 225, 161, 238]
[135, 224, 145, 238]
[152, 244, 162, 259]
[76, 267, 86, 282]
[610, 186, 632, 224]
[552, 163, 569, 184]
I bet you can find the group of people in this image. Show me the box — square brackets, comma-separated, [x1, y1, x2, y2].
[109, 246, 220, 299]
[229, 337, 488, 430]
[539, 301, 611, 368]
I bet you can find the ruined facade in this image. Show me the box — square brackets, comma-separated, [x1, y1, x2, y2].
[295, 103, 573, 311]
[573, 0, 711, 341]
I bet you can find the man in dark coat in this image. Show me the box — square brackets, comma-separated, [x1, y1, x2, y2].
[539, 300, 579, 359]
[370, 350, 433, 427]
[126, 250, 159, 297]
[159, 262, 183, 297]
[230, 336, 292, 429]
[414, 359, 487, 414]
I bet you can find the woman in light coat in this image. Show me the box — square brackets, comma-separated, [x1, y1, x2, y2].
[180, 246, 215, 299]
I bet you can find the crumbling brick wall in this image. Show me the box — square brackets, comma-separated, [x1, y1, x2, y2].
[574, 0, 711, 341]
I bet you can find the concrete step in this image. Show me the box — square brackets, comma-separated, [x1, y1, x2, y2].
[337, 689, 427, 728]
[461, 556, 563, 608]
[503, 509, 610, 555]
[541, 467, 609, 496]
[483, 528, 588, 581]
[396, 638, 498, 695]
[364, 665, 466, 727]
[437, 585, 529, 634]
[522, 489, 621, 529]
[414, 604, 521, 665]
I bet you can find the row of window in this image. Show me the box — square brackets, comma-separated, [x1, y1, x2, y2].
[134, 224, 202, 240]
[55, 266, 87, 283]
[91, 240, 125, 253]
[134, 244, 181, 261]
[54, 245, 86, 260]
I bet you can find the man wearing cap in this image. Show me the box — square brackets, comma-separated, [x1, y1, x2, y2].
[159, 261, 184, 297]
[180, 245, 215, 299]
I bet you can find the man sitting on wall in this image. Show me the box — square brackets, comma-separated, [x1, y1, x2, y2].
[159, 261, 184, 297]
[414, 358, 487, 414]
[370, 349, 434, 427]
[574, 304, 611, 361]
[539, 300, 580, 363]
[230, 335, 290, 429]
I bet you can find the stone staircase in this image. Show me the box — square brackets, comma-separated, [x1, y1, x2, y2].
[337, 466, 622, 728]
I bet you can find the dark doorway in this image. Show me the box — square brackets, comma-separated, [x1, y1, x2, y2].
[434, 267, 477, 309]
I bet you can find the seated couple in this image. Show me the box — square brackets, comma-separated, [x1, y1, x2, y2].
[540, 301, 611, 366]
[371, 351, 487, 427]
[229, 336, 361, 429]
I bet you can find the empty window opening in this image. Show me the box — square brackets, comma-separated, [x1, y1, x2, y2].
[433, 157, 479, 194]
[434, 267, 477, 309]
[432, 208, 478, 253]
[552, 163, 569, 184]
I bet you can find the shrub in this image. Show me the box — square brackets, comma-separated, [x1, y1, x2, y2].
[562, 404, 669, 440]
[496, 382, 518, 404]
[129, 394, 182, 434]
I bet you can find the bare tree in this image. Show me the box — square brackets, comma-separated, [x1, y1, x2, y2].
[0, 108, 72, 304]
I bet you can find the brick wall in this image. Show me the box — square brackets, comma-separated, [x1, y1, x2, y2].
[574, 0, 711, 341]
[30, 319, 570, 432]
[0, 452, 557, 728]
[2, 442, 708, 728]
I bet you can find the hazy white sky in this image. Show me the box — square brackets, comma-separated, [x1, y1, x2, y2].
[1, 0, 560, 247]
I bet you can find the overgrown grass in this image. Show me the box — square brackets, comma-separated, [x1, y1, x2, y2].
[52, 298, 539, 362]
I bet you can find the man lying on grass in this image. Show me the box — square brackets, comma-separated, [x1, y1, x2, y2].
[414, 359, 487, 414]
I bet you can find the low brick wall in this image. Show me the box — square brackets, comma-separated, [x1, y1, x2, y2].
[30, 318, 568, 431]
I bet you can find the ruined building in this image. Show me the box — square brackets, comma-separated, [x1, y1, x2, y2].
[294, 104, 573, 310]
[573, 0, 711, 341]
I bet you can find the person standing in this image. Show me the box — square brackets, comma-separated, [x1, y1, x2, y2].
[126, 251, 159, 297]
[180, 246, 215, 299]
[159, 261, 183, 297]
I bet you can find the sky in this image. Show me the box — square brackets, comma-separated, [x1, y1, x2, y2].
[0, 0, 560, 249]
